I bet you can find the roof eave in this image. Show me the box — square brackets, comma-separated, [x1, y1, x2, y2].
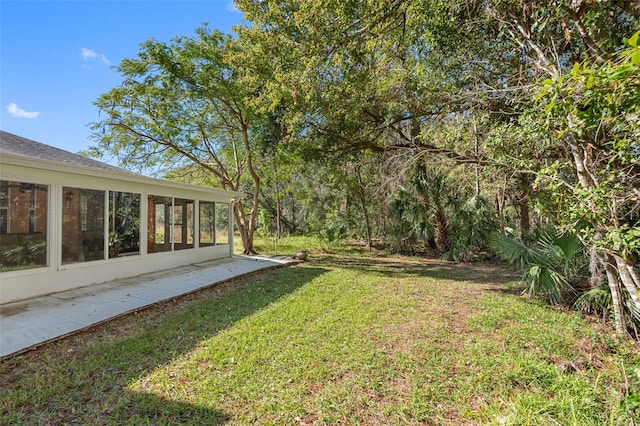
[0, 152, 244, 199]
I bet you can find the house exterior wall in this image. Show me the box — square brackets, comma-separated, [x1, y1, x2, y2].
[0, 155, 239, 304]
[3, 185, 47, 234]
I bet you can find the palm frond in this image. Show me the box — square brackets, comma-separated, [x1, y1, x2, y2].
[574, 286, 612, 315]
[522, 266, 571, 304]
[491, 232, 531, 268]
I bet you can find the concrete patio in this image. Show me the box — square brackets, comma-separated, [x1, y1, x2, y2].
[0, 255, 295, 360]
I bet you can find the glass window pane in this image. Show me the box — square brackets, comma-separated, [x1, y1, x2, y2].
[187, 202, 194, 245]
[216, 203, 229, 245]
[173, 204, 183, 244]
[0, 181, 8, 234]
[199, 202, 215, 246]
[0, 209, 7, 235]
[0, 180, 48, 271]
[174, 199, 194, 250]
[156, 205, 165, 244]
[148, 195, 172, 253]
[62, 187, 104, 264]
[109, 191, 140, 258]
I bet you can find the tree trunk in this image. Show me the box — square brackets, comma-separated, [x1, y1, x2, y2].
[518, 199, 530, 232]
[355, 166, 372, 251]
[627, 261, 640, 291]
[604, 254, 627, 334]
[517, 174, 531, 232]
[274, 156, 282, 240]
[588, 248, 604, 288]
[614, 254, 640, 314]
[473, 122, 481, 196]
[240, 127, 260, 255]
[276, 196, 281, 240]
[234, 201, 256, 255]
[434, 209, 450, 253]
[495, 183, 506, 229]
[290, 192, 296, 234]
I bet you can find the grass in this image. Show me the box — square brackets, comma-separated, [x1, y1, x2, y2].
[1, 236, 639, 425]
[234, 233, 360, 256]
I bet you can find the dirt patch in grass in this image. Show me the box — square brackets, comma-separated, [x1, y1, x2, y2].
[364, 272, 508, 423]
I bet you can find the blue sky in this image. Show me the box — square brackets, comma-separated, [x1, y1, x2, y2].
[1, 0, 245, 158]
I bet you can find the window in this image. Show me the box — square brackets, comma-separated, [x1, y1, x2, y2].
[216, 203, 229, 245]
[173, 198, 194, 250]
[199, 202, 215, 246]
[62, 188, 104, 264]
[173, 203, 183, 244]
[0, 181, 8, 235]
[0, 180, 48, 271]
[148, 195, 172, 253]
[29, 189, 37, 233]
[156, 205, 166, 244]
[109, 191, 140, 258]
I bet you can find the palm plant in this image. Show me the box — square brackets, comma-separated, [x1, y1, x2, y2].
[318, 225, 347, 251]
[389, 168, 459, 254]
[574, 285, 640, 337]
[492, 228, 585, 304]
[2, 238, 47, 267]
[412, 172, 454, 253]
[445, 195, 499, 261]
[389, 186, 432, 253]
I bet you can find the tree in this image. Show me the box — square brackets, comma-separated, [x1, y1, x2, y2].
[233, 0, 637, 204]
[390, 161, 500, 259]
[89, 27, 261, 254]
[390, 165, 459, 254]
[477, 2, 639, 333]
[229, 1, 556, 240]
[234, 0, 495, 158]
[529, 34, 640, 333]
[231, 0, 640, 333]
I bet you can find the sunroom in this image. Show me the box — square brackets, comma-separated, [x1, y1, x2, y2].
[0, 131, 241, 304]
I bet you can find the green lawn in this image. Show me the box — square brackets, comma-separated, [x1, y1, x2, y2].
[1, 238, 639, 425]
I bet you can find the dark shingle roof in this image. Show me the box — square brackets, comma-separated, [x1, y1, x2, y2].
[0, 130, 132, 174]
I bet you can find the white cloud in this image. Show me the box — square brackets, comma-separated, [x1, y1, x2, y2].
[226, 1, 239, 12]
[81, 48, 110, 65]
[6, 103, 40, 119]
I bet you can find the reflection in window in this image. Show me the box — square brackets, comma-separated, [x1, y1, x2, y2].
[174, 199, 194, 250]
[156, 205, 165, 244]
[148, 195, 172, 253]
[0, 180, 48, 271]
[109, 191, 140, 258]
[0, 181, 7, 235]
[199, 202, 215, 246]
[216, 203, 229, 245]
[62, 187, 104, 264]
[173, 203, 183, 244]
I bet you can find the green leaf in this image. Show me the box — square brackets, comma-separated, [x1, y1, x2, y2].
[628, 31, 640, 48]
[571, 62, 581, 76]
[544, 100, 556, 114]
[545, 244, 564, 262]
[632, 50, 640, 66]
